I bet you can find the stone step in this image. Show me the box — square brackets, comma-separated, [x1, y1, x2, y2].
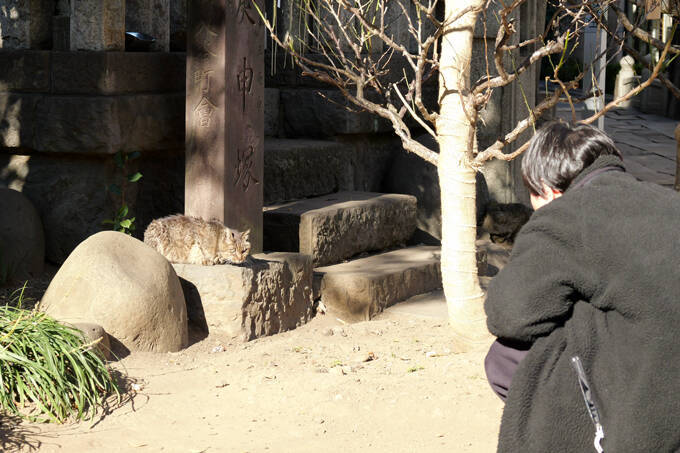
[263, 191, 417, 266]
[314, 246, 442, 322]
[172, 252, 314, 341]
[263, 138, 395, 205]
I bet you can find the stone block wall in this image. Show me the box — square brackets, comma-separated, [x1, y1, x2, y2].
[0, 0, 541, 263]
[1, 0, 185, 52]
[0, 51, 185, 263]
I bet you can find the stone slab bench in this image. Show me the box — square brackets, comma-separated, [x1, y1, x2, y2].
[314, 245, 442, 322]
[172, 252, 314, 341]
[264, 191, 417, 266]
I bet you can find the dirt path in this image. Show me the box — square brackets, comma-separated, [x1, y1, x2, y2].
[7, 311, 502, 453]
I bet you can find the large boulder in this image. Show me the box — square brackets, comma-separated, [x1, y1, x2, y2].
[0, 188, 45, 285]
[40, 231, 188, 356]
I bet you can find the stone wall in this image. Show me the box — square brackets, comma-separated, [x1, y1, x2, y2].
[0, 51, 185, 263]
[265, 1, 541, 205]
[0, 0, 540, 262]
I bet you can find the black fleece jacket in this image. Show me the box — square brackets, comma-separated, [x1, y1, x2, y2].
[485, 155, 680, 452]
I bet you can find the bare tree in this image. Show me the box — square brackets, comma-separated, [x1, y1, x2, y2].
[256, 0, 680, 348]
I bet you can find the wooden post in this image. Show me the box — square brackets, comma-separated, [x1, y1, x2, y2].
[186, 0, 264, 252]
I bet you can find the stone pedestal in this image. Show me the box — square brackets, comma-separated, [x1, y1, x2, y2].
[173, 252, 314, 340]
[0, 0, 52, 49]
[186, 0, 264, 252]
[70, 0, 125, 51]
[126, 0, 171, 51]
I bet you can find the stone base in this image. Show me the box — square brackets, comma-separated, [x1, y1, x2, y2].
[264, 191, 417, 266]
[173, 252, 314, 341]
[314, 246, 442, 322]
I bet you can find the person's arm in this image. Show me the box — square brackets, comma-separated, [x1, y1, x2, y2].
[484, 204, 595, 343]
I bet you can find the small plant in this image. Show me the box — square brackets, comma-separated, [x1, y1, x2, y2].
[0, 288, 119, 422]
[407, 365, 425, 373]
[103, 151, 142, 235]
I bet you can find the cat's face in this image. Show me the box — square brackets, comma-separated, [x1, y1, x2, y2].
[219, 228, 251, 264]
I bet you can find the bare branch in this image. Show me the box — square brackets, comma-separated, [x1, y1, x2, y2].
[473, 37, 565, 96]
[612, 4, 680, 56]
[580, 24, 676, 125]
[474, 79, 580, 164]
[392, 83, 437, 138]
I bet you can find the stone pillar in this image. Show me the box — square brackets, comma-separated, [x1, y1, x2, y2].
[70, 0, 125, 50]
[170, 0, 187, 51]
[186, 0, 265, 252]
[126, 0, 170, 51]
[0, 0, 52, 49]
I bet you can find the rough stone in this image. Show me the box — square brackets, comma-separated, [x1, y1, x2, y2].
[70, 0, 125, 51]
[40, 231, 188, 356]
[173, 252, 314, 340]
[71, 322, 112, 360]
[264, 88, 280, 137]
[0, 150, 184, 264]
[126, 0, 171, 51]
[0, 187, 44, 284]
[279, 88, 391, 137]
[0, 51, 186, 95]
[0, 0, 52, 49]
[52, 16, 70, 51]
[170, 0, 187, 51]
[264, 191, 417, 266]
[51, 52, 186, 95]
[0, 51, 50, 92]
[0, 92, 184, 154]
[264, 139, 352, 203]
[315, 246, 442, 322]
[263, 137, 396, 204]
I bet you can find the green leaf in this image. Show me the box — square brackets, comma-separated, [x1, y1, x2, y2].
[127, 172, 142, 183]
[117, 205, 129, 218]
[101, 219, 115, 225]
[119, 219, 132, 229]
[109, 184, 122, 195]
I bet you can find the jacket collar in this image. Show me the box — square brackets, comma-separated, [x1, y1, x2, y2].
[567, 155, 626, 192]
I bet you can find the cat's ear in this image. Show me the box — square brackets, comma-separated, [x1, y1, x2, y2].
[242, 229, 250, 240]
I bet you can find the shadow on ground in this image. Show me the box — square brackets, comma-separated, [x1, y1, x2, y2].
[0, 414, 42, 451]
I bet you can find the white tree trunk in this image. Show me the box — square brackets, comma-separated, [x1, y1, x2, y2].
[436, 1, 491, 349]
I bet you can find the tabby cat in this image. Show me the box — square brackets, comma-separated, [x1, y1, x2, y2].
[144, 214, 251, 265]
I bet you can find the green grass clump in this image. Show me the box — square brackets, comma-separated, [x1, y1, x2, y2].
[0, 289, 119, 423]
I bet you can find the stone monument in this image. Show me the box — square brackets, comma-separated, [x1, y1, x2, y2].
[186, 0, 264, 252]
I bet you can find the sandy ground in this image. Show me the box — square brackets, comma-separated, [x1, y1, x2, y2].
[2, 237, 511, 453]
[3, 310, 503, 453]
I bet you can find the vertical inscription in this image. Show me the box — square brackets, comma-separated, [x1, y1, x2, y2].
[193, 24, 218, 59]
[237, 57, 254, 113]
[187, 0, 264, 252]
[236, 0, 256, 25]
[194, 70, 216, 127]
[233, 145, 260, 192]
